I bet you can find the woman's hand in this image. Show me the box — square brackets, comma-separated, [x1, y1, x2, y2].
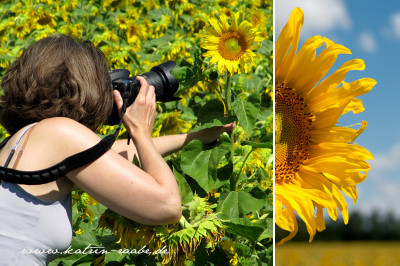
[113, 76, 156, 141]
[185, 122, 236, 145]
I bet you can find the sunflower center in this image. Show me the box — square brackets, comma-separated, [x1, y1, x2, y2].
[275, 83, 313, 183]
[218, 32, 247, 60]
[225, 38, 240, 53]
[37, 13, 52, 25]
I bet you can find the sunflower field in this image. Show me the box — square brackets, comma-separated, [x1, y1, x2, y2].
[0, 0, 273, 265]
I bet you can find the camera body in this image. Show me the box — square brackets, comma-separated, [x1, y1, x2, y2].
[107, 61, 180, 125]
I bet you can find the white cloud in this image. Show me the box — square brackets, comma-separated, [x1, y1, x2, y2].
[276, 0, 353, 38]
[353, 180, 400, 217]
[389, 11, 400, 39]
[357, 31, 378, 53]
[370, 141, 400, 172]
[352, 140, 400, 217]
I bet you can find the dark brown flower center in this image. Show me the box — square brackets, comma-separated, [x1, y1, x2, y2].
[275, 83, 314, 183]
[37, 12, 52, 25]
[218, 32, 247, 60]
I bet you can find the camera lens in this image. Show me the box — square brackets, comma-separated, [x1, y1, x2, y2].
[107, 61, 180, 125]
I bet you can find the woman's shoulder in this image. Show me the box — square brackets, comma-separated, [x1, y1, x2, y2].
[36, 117, 99, 139]
[35, 117, 94, 135]
[22, 117, 102, 165]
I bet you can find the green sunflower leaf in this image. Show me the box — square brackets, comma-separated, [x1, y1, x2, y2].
[241, 140, 272, 149]
[178, 227, 197, 244]
[233, 241, 253, 258]
[201, 220, 218, 232]
[180, 140, 217, 193]
[197, 99, 224, 121]
[171, 65, 200, 94]
[49, 253, 96, 266]
[196, 225, 209, 238]
[173, 166, 194, 204]
[192, 99, 236, 131]
[231, 90, 261, 134]
[104, 250, 126, 263]
[70, 222, 99, 249]
[222, 218, 265, 243]
[217, 191, 267, 219]
[180, 136, 231, 192]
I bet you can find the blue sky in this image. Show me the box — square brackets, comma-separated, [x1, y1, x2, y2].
[276, 0, 400, 217]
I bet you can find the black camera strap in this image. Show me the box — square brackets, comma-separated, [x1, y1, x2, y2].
[0, 104, 127, 185]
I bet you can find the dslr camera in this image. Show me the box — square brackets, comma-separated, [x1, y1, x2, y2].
[107, 61, 180, 125]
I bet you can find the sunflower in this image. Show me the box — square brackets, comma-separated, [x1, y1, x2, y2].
[275, 8, 375, 245]
[101, 0, 124, 11]
[63, 0, 79, 10]
[126, 22, 146, 45]
[248, 9, 268, 30]
[159, 110, 193, 135]
[216, 7, 235, 19]
[35, 9, 57, 28]
[60, 23, 83, 38]
[72, 191, 99, 223]
[116, 14, 129, 30]
[97, 195, 225, 265]
[143, 0, 160, 12]
[201, 12, 262, 75]
[13, 24, 30, 39]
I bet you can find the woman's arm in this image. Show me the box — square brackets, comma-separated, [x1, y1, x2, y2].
[113, 123, 235, 161]
[154, 122, 236, 156]
[63, 77, 181, 225]
[19, 116, 180, 225]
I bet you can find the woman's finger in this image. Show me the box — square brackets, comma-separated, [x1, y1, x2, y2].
[218, 122, 236, 133]
[113, 90, 123, 111]
[136, 76, 150, 98]
[147, 85, 156, 102]
[223, 122, 236, 129]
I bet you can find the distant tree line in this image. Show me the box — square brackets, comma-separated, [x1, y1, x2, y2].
[276, 210, 400, 241]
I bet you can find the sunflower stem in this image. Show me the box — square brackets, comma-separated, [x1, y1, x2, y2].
[208, 79, 223, 100]
[233, 148, 254, 190]
[223, 75, 236, 191]
[224, 75, 233, 116]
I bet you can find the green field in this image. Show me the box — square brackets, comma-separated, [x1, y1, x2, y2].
[276, 241, 400, 266]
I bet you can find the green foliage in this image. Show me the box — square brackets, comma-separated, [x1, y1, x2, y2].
[180, 138, 231, 192]
[232, 90, 261, 134]
[1, 0, 273, 265]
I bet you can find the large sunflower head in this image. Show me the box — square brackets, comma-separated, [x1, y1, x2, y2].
[201, 12, 262, 75]
[275, 7, 376, 245]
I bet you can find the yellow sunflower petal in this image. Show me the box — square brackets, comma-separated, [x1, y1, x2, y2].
[306, 59, 366, 100]
[315, 204, 326, 232]
[285, 37, 351, 94]
[201, 12, 262, 75]
[344, 98, 365, 114]
[276, 7, 304, 82]
[208, 18, 223, 35]
[275, 7, 375, 243]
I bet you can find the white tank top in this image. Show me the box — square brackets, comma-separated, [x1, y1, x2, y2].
[0, 124, 73, 264]
[0, 182, 72, 264]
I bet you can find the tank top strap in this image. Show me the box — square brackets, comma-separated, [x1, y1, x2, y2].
[3, 123, 38, 168]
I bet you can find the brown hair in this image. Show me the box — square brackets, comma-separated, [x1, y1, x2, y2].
[0, 34, 113, 134]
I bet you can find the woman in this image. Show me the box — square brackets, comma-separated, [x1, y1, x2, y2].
[0, 34, 234, 264]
